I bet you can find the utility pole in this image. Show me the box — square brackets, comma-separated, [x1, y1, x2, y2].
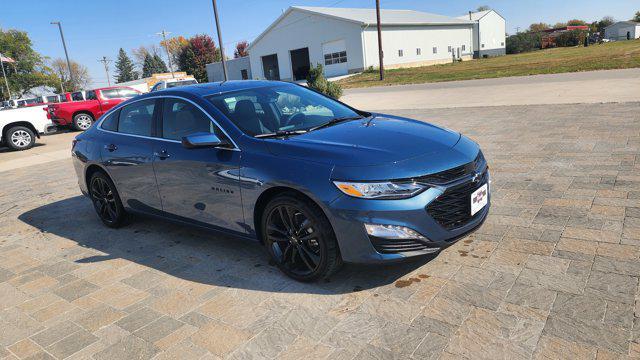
[375, 0, 384, 81]
[51, 22, 75, 86]
[98, 56, 112, 86]
[156, 30, 175, 78]
[212, 0, 228, 81]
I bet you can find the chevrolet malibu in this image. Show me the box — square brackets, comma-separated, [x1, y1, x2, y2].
[72, 81, 490, 281]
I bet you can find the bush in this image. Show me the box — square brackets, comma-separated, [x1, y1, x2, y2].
[506, 32, 542, 54]
[306, 64, 343, 99]
[555, 30, 586, 47]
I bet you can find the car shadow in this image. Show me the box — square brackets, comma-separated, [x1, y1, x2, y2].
[18, 196, 436, 295]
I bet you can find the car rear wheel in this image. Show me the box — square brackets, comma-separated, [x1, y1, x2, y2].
[261, 193, 342, 282]
[73, 113, 94, 131]
[5, 126, 35, 151]
[89, 172, 127, 228]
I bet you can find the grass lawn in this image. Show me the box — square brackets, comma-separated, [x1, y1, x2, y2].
[337, 40, 640, 89]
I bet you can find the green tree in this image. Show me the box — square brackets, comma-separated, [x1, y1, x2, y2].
[528, 23, 551, 32]
[476, 5, 490, 12]
[306, 64, 342, 99]
[142, 53, 169, 77]
[178, 34, 221, 82]
[633, 11, 640, 22]
[152, 54, 168, 73]
[592, 16, 615, 34]
[114, 48, 137, 83]
[0, 29, 58, 99]
[567, 19, 587, 26]
[506, 32, 542, 54]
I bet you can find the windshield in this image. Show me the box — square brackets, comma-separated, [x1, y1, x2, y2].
[206, 84, 361, 136]
[166, 80, 197, 88]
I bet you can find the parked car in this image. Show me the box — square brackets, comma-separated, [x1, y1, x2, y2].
[1, 105, 56, 150]
[71, 81, 490, 281]
[150, 78, 198, 92]
[48, 86, 141, 131]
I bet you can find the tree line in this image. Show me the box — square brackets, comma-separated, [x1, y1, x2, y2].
[114, 35, 250, 84]
[0, 28, 250, 101]
[506, 10, 640, 54]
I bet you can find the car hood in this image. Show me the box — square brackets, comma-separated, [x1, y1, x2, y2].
[265, 114, 461, 167]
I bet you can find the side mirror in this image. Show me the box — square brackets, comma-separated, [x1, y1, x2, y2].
[181, 132, 229, 149]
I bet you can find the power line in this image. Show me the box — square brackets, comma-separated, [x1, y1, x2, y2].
[156, 30, 175, 78]
[98, 56, 112, 86]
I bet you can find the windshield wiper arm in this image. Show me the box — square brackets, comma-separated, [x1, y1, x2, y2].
[309, 116, 365, 132]
[254, 129, 309, 138]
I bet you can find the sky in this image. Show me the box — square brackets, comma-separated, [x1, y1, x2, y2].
[1, 0, 638, 88]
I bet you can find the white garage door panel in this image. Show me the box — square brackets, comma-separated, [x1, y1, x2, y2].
[322, 39, 348, 77]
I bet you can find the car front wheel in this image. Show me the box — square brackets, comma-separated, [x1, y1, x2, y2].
[89, 172, 127, 228]
[5, 126, 35, 151]
[73, 113, 94, 131]
[261, 193, 342, 282]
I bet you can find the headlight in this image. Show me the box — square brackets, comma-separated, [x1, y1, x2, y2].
[333, 181, 428, 199]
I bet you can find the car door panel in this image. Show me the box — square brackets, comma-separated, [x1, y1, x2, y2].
[99, 99, 162, 212]
[100, 132, 162, 212]
[152, 97, 245, 233]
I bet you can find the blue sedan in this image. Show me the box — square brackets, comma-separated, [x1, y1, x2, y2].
[71, 81, 490, 281]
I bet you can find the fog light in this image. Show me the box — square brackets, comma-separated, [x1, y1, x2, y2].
[364, 223, 427, 240]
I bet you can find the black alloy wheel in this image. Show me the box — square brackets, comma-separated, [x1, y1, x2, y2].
[89, 172, 127, 228]
[262, 194, 341, 281]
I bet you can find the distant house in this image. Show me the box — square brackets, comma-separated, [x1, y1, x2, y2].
[604, 21, 640, 41]
[456, 9, 507, 58]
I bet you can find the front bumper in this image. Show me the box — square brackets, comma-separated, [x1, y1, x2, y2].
[326, 170, 490, 264]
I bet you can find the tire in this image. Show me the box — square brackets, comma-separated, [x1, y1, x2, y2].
[5, 126, 35, 151]
[261, 193, 342, 282]
[89, 171, 128, 228]
[72, 113, 94, 131]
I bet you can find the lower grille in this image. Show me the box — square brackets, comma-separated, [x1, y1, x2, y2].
[426, 171, 488, 230]
[369, 236, 437, 254]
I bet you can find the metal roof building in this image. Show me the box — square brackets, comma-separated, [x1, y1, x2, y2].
[207, 6, 506, 82]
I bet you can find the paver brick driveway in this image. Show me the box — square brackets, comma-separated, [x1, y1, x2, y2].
[0, 102, 639, 359]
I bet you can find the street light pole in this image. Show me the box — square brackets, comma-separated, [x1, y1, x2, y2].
[156, 30, 175, 78]
[375, 0, 384, 81]
[51, 22, 75, 86]
[212, 0, 228, 81]
[98, 56, 112, 86]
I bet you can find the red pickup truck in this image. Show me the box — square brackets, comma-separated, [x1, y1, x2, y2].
[48, 86, 140, 131]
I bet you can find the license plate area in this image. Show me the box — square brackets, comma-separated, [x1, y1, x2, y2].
[471, 184, 488, 216]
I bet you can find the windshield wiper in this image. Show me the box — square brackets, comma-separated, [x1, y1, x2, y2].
[254, 129, 309, 138]
[309, 116, 365, 132]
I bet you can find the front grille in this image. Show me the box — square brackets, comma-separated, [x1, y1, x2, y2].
[415, 151, 485, 185]
[370, 236, 437, 254]
[426, 170, 488, 230]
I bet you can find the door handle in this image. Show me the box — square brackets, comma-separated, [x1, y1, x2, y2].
[154, 149, 170, 159]
[104, 144, 117, 152]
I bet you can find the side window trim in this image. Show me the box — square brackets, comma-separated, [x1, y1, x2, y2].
[96, 95, 240, 151]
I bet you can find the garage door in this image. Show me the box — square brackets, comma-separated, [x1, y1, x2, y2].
[322, 39, 348, 78]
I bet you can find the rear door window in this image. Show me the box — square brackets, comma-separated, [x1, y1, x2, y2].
[101, 110, 119, 131]
[118, 99, 155, 136]
[161, 98, 222, 141]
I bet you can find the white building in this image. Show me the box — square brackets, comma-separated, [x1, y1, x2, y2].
[604, 21, 640, 41]
[456, 10, 506, 58]
[206, 57, 251, 82]
[206, 6, 506, 82]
